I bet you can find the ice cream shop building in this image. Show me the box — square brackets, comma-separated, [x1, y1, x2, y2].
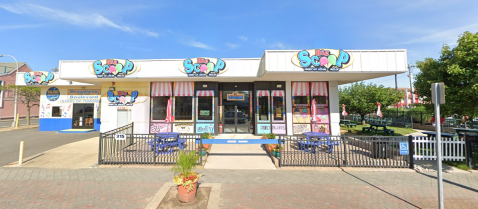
[17, 49, 407, 135]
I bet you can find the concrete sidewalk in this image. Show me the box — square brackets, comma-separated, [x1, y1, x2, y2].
[5, 137, 98, 169]
[0, 167, 477, 208]
[204, 134, 276, 170]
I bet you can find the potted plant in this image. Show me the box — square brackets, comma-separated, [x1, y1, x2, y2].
[197, 144, 209, 156]
[201, 132, 213, 149]
[172, 151, 201, 203]
[272, 145, 283, 157]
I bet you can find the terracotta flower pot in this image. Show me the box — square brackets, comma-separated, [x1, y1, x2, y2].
[177, 182, 198, 203]
[270, 144, 277, 149]
[203, 144, 210, 149]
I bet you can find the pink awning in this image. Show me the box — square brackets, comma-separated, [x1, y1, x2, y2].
[151, 82, 172, 97]
[292, 82, 309, 96]
[257, 90, 269, 97]
[271, 90, 284, 97]
[311, 82, 328, 96]
[197, 90, 214, 97]
[174, 82, 194, 96]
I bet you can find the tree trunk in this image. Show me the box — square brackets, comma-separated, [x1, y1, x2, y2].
[27, 106, 31, 125]
[361, 114, 366, 125]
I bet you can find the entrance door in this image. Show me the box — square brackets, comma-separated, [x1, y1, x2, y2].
[223, 91, 250, 133]
[72, 103, 94, 129]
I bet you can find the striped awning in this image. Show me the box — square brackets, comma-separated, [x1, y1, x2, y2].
[257, 90, 269, 97]
[197, 90, 214, 97]
[271, 90, 284, 97]
[151, 82, 172, 96]
[311, 82, 328, 96]
[292, 82, 309, 96]
[174, 82, 194, 96]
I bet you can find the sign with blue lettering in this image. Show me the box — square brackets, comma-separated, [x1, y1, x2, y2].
[399, 142, 409, 155]
[115, 134, 126, 140]
[291, 49, 353, 72]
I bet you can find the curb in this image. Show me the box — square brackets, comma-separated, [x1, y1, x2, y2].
[0, 125, 38, 132]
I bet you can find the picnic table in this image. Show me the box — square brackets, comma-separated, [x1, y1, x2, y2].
[340, 120, 356, 128]
[298, 132, 339, 153]
[454, 128, 478, 139]
[149, 132, 187, 154]
[421, 131, 455, 138]
[362, 123, 395, 135]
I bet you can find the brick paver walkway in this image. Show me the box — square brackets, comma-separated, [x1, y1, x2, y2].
[0, 167, 477, 208]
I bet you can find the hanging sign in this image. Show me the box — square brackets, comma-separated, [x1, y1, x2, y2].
[90, 59, 140, 78]
[227, 92, 245, 101]
[24, 71, 55, 85]
[291, 49, 353, 71]
[179, 58, 228, 77]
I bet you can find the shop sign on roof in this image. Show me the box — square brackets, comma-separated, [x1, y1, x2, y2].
[24, 71, 55, 85]
[90, 59, 140, 78]
[105, 90, 147, 106]
[179, 58, 228, 77]
[291, 49, 353, 71]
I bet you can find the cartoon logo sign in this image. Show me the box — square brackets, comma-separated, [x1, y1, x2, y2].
[227, 92, 244, 101]
[291, 49, 353, 71]
[179, 58, 227, 77]
[24, 71, 55, 85]
[46, 87, 60, 101]
[105, 90, 147, 106]
[90, 59, 140, 78]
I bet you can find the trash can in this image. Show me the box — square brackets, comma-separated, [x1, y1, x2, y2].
[372, 137, 388, 159]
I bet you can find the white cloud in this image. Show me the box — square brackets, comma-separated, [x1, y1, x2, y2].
[0, 24, 42, 30]
[0, 3, 158, 37]
[398, 23, 478, 45]
[180, 38, 215, 50]
[226, 43, 239, 49]
[269, 42, 295, 50]
[238, 36, 248, 42]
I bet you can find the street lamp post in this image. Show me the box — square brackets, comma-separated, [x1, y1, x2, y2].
[0, 54, 19, 128]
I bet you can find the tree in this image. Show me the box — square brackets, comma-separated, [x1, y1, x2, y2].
[0, 85, 40, 125]
[415, 31, 478, 119]
[339, 82, 404, 125]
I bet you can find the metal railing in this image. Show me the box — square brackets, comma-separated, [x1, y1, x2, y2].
[98, 123, 202, 165]
[279, 135, 412, 168]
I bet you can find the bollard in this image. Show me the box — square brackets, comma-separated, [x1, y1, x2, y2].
[15, 113, 20, 129]
[18, 141, 24, 165]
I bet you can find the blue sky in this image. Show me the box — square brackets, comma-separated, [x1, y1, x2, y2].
[1, 0, 477, 88]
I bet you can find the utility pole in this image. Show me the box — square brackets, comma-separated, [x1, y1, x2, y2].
[408, 64, 415, 106]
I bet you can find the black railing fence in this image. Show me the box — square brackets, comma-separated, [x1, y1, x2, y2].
[279, 135, 413, 168]
[98, 122, 202, 165]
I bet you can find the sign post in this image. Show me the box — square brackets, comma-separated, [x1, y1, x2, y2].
[431, 82, 445, 209]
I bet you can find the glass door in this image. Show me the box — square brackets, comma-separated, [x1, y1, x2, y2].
[72, 103, 94, 129]
[222, 91, 251, 133]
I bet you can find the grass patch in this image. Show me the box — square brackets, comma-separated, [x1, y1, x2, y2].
[341, 124, 416, 136]
[443, 161, 471, 171]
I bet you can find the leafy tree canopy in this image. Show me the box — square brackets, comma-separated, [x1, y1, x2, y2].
[339, 82, 404, 124]
[415, 31, 478, 118]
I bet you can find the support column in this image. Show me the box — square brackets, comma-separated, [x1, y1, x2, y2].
[329, 81, 340, 136]
[286, 81, 293, 135]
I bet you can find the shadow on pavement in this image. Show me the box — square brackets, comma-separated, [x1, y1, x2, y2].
[418, 172, 478, 193]
[340, 168, 421, 208]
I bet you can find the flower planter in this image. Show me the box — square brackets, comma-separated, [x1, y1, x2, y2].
[198, 150, 207, 156]
[177, 182, 198, 203]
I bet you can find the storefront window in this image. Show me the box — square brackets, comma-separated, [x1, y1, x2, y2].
[151, 96, 169, 121]
[273, 97, 284, 121]
[197, 96, 213, 121]
[257, 90, 270, 122]
[174, 96, 193, 120]
[312, 96, 327, 105]
[293, 96, 308, 105]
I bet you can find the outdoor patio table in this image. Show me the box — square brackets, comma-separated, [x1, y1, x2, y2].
[421, 131, 455, 138]
[151, 132, 181, 154]
[298, 132, 338, 153]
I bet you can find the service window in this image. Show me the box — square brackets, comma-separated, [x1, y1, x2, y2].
[257, 90, 270, 122]
[196, 90, 214, 122]
[174, 96, 193, 121]
[52, 106, 62, 117]
[151, 96, 169, 121]
[312, 96, 327, 105]
[292, 82, 310, 124]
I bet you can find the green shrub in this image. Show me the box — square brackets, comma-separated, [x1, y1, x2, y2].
[262, 133, 276, 139]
